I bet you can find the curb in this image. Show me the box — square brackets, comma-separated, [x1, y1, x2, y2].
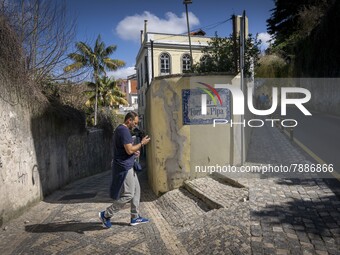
[183, 180, 224, 209]
[281, 128, 340, 181]
[183, 174, 248, 210]
[210, 172, 246, 188]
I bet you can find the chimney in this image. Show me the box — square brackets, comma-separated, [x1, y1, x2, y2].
[144, 20, 148, 42]
[232, 15, 248, 39]
[140, 30, 143, 44]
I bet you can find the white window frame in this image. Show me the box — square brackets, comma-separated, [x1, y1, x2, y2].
[160, 52, 171, 75]
[182, 53, 191, 72]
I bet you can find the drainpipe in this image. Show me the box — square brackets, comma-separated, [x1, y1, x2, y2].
[151, 40, 154, 81]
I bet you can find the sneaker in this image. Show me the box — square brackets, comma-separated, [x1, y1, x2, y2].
[98, 211, 112, 228]
[130, 216, 150, 226]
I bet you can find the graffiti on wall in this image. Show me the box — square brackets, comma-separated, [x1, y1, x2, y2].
[17, 161, 28, 185]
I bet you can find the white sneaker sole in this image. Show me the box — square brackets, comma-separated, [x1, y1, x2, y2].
[130, 221, 149, 226]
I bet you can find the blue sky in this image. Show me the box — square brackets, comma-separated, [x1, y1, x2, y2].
[67, 0, 274, 79]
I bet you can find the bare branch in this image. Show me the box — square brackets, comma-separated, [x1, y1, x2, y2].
[2, 0, 77, 84]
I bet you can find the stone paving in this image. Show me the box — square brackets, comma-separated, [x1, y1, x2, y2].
[0, 123, 340, 254]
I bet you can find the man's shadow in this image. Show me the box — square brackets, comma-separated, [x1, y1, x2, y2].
[25, 220, 129, 234]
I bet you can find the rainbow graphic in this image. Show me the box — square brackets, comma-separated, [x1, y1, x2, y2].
[196, 82, 222, 106]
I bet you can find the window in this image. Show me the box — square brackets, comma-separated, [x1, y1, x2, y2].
[182, 54, 191, 72]
[160, 53, 171, 75]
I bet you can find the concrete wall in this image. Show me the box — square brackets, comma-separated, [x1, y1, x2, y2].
[0, 17, 112, 226]
[302, 79, 340, 116]
[0, 91, 112, 227]
[255, 78, 340, 116]
[145, 74, 248, 195]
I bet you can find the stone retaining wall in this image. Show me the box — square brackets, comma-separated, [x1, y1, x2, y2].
[0, 88, 111, 227]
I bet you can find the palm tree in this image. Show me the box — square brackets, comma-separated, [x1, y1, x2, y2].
[64, 35, 125, 125]
[85, 76, 128, 111]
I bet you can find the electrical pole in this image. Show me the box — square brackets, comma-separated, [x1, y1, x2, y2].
[240, 10, 246, 164]
[184, 0, 193, 71]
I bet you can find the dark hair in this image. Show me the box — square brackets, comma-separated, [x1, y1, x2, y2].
[124, 111, 138, 122]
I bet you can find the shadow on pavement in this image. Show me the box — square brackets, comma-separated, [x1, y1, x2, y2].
[252, 194, 340, 238]
[275, 178, 340, 199]
[25, 221, 129, 234]
[42, 170, 157, 204]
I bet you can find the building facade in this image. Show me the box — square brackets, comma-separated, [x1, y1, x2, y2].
[134, 16, 250, 194]
[135, 16, 247, 129]
[126, 74, 138, 107]
[135, 26, 212, 129]
[117, 75, 138, 111]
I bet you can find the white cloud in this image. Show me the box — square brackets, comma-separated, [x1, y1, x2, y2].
[257, 32, 273, 51]
[116, 11, 200, 42]
[108, 66, 136, 79]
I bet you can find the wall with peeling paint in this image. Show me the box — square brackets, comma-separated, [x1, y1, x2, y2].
[145, 74, 246, 195]
[0, 86, 111, 227]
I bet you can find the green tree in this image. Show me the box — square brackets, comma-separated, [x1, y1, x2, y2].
[193, 35, 234, 73]
[266, 0, 337, 76]
[84, 76, 128, 126]
[85, 76, 128, 109]
[267, 0, 331, 56]
[255, 54, 292, 78]
[64, 35, 125, 125]
[193, 33, 260, 76]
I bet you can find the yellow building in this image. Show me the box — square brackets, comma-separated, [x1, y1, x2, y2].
[135, 16, 247, 129]
[135, 17, 251, 195]
[135, 20, 212, 130]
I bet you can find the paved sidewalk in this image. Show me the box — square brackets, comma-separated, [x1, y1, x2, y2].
[0, 124, 340, 254]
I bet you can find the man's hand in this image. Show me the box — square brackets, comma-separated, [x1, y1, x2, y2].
[141, 135, 151, 146]
[124, 135, 151, 155]
[134, 150, 140, 157]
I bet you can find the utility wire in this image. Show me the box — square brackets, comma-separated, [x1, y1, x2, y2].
[150, 17, 232, 42]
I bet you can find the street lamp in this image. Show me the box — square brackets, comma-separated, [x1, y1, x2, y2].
[183, 0, 193, 71]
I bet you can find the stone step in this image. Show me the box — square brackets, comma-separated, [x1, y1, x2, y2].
[154, 176, 251, 254]
[154, 175, 249, 235]
[155, 188, 211, 230]
[183, 176, 249, 210]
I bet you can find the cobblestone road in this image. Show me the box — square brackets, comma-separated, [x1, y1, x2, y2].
[0, 123, 339, 254]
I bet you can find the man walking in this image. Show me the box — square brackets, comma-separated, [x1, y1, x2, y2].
[99, 111, 151, 227]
